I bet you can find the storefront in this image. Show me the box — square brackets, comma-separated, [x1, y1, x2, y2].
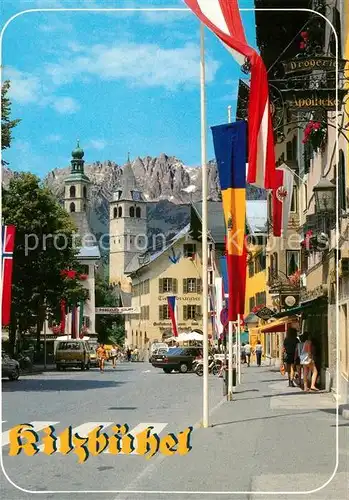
[258, 317, 300, 366]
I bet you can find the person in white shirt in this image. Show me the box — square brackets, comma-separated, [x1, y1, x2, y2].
[244, 342, 252, 367]
[255, 340, 263, 367]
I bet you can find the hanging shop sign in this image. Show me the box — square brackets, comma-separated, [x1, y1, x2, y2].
[281, 89, 347, 111]
[282, 56, 347, 75]
[254, 306, 274, 320]
[95, 307, 140, 315]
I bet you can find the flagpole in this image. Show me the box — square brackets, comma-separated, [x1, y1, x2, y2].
[227, 105, 233, 401]
[200, 22, 209, 428]
[237, 314, 241, 384]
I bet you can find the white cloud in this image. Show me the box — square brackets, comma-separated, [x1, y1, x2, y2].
[52, 96, 80, 114]
[45, 42, 220, 89]
[5, 68, 42, 104]
[5, 67, 80, 115]
[87, 139, 109, 150]
[45, 134, 62, 142]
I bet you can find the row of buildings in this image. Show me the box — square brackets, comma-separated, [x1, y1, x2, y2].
[54, 0, 348, 406]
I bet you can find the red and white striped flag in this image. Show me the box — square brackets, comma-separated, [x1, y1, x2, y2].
[185, 0, 277, 189]
[272, 165, 295, 237]
[2, 225, 16, 326]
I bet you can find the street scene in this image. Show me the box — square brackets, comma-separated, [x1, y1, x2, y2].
[1, 0, 349, 498]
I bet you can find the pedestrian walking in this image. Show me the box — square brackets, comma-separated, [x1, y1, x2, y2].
[96, 343, 107, 372]
[255, 340, 263, 367]
[127, 347, 131, 362]
[110, 344, 117, 369]
[244, 341, 251, 367]
[240, 343, 246, 364]
[283, 327, 299, 387]
[300, 335, 319, 392]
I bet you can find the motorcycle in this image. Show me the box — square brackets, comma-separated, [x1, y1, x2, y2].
[195, 355, 222, 377]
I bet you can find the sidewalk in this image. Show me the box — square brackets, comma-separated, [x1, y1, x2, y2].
[120, 363, 348, 499]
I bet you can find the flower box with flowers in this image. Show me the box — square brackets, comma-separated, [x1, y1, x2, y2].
[302, 121, 326, 152]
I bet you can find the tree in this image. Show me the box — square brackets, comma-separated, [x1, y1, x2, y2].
[95, 275, 125, 345]
[2, 173, 88, 353]
[1, 81, 20, 160]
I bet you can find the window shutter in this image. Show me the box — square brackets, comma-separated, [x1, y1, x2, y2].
[183, 305, 188, 320]
[159, 305, 163, 320]
[197, 279, 202, 292]
[183, 279, 187, 294]
[173, 279, 178, 294]
[196, 305, 201, 318]
[159, 278, 163, 294]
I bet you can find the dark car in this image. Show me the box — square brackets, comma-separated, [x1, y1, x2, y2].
[2, 353, 20, 381]
[151, 347, 203, 373]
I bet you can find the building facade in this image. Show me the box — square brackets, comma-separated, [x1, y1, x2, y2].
[109, 158, 147, 294]
[62, 143, 100, 337]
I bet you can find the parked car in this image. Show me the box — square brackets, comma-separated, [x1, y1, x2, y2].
[87, 343, 98, 367]
[151, 346, 203, 373]
[55, 340, 91, 371]
[149, 347, 169, 364]
[2, 353, 20, 381]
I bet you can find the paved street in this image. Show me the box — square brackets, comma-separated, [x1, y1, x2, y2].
[1, 361, 348, 499]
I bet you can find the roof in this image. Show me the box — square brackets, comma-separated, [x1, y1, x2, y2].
[112, 161, 145, 202]
[191, 200, 267, 243]
[78, 245, 100, 259]
[125, 224, 191, 275]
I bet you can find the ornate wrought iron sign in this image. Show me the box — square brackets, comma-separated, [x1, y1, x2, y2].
[282, 56, 347, 75]
[281, 89, 347, 111]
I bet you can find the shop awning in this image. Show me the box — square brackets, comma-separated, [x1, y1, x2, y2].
[259, 318, 295, 334]
[272, 297, 326, 319]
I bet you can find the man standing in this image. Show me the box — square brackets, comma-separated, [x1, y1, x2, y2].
[255, 340, 263, 367]
[244, 341, 252, 367]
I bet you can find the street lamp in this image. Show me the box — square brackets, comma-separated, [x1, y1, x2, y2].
[313, 177, 336, 213]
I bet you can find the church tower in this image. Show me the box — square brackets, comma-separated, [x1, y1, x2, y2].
[109, 155, 147, 291]
[64, 141, 90, 216]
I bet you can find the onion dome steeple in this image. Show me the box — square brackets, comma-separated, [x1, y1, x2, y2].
[66, 140, 90, 182]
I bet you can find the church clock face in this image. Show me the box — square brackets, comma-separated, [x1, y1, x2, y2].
[132, 191, 141, 201]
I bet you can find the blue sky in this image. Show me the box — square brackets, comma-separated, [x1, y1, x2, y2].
[1, 0, 256, 178]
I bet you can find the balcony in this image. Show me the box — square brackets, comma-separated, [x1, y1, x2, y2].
[267, 269, 300, 296]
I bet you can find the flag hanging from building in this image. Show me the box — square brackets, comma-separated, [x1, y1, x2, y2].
[184, 0, 277, 189]
[212, 121, 247, 321]
[167, 296, 178, 337]
[2, 225, 16, 327]
[272, 165, 295, 237]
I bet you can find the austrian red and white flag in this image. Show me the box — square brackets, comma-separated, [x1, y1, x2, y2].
[272, 165, 295, 237]
[184, 0, 277, 189]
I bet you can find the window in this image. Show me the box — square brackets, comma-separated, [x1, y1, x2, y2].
[141, 306, 149, 320]
[255, 253, 266, 274]
[183, 278, 201, 293]
[70, 202, 75, 212]
[80, 265, 89, 275]
[290, 185, 298, 213]
[249, 296, 255, 312]
[183, 305, 201, 320]
[339, 150, 346, 214]
[129, 206, 135, 218]
[113, 207, 118, 218]
[159, 278, 177, 293]
[248, 260, 254, 278]
[118, 206, 122, 217]
[136, 207, 141, 218]
[303, 183, 308, 212]
[82, 316, 90, 328]
[69, 185, 76, 198]
[159, 304, 170, 320]
[183, 244, 196, 258]
[83, 186, 87, 198]
[329, 8, 342, 58]
[286, 250, 300, 276]
[143, 279, 150, 294]
[255, 291, 266, 306]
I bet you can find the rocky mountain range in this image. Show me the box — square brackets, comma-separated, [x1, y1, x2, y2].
[2, 154, 266, 255]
